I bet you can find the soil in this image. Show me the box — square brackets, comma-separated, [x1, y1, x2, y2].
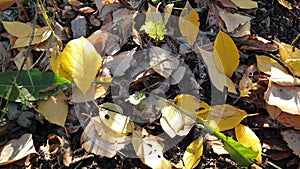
[0, 0, 299, 169]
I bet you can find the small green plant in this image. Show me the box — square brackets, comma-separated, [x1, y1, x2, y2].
[140, 21, 167, 41]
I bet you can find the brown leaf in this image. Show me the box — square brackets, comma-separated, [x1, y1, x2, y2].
[0, 0, 17, 11]
[78, 6, 95, 13]
[68, 0, 83, 6]
[281, 129, 300, 157]
[216, 0, 238, 9]
[240, 36, 278, 52]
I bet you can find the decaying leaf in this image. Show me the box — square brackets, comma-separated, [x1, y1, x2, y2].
[160, 105, 185, 138]
[218, 8, 251, 37]
[37, 92, 68, 127]
[0, 0, 17, 12]
[68, 0, 83, 6]
[179, 1, 200, 46]
[268, 67, 300, 86]
[207, 104, 248, 131]
[51, 37, 103, 93]
[199, 48, 237, 94]
[230, 0, 258, 9]
[213, 31, 239, 77]
[277, 42, 300, 76]
[281, 129, 300, 157]
[264, 80, 300, 115]
[0, 133, 37, 166]
[149, 46, 179, 79]
[235, 124, 262, 163]
[132, 129, 172, 169]
[256, 55, 287, 75]
[183, 136, 203, 169]
[78, 6, 95, 13]
[14, 49, 33, 70]
[163, 3, 174, 25]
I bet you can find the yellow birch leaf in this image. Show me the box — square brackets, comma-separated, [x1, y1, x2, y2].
[199, 49, 237, 94]
[160, 105, 185, 138]
[230, 0, 258, 9]
[256, 55, 287, 74]
[50, 48, 72, 81]
[277, 0, 293, 9]
[283, 58, 300, 76]
[59, 37, 103, 93]
[213, 31, 239, 77]
[2, 21, 49, 37]
[207, 104, 248, 131]
[183, 136, 203, 169]
[175, 94, 210, 116]
[235, 124, 262, 163]
[179, 1, 199, 46]
[278, 42, 300, 60]
[37, 92, 68, 127]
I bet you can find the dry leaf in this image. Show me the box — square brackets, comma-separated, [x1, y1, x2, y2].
[235, 124, 262, 163]
[281, 129, 300, 157]
[230, 0, 258, 9]
[268, 67, 300, 86]
[277, 0, 293, 9]
[132, 129, 172, 169]
[218, 8, 251, 37]
[37, 92, 68, 127]
[0, 133, 37, 166]
[183, 136, 203, 169]
[179, 1, 200, 46]
[207, 104, 248, 131]
[213, 31, 239, 77]
[146, 3, 163, 24]
[240, 36, 278, 51]
[175, 94, 210, 116]
[256, 55, 287, 75]
[277, 43, 300, 76]
[265, 104, 282, 120]
[149, 46, 179, 79]
[163, 3, 174, 24]
[199, 48, 237, 94]
[14, 49, 33, 70]
[216, 0, 238, 9]
[51, 37, 102, 93]
[277, 112, 300, 130]
[68, 0, 83, 6]
[2, 21, 49, 37]
[13, 30, 51, 48]
[78, 6, 95, 13]
[160, 105, 185, 138]
[264, 81, 300, 115]
[0, 0, 17, 11]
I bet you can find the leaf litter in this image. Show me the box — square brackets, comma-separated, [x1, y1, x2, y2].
[0, 0, 299, 168]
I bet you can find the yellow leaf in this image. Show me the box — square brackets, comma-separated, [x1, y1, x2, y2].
[163, 3, 174, 24]
[235, 124, 262, 163]
[183, 136, 203, 169]
[98, 105, 133, 134]
[175, 94, 210, 115]
[13, 30, 51, 48]
[160, 105, 185, 138]
[132, 130, 172, 169]
[230, 0, 258, 9]
[199, 49, 237, 94]
[278, 42, 300, 60]
[213, 31, 239, 77]
[256, 55, 287, 74]
[208, 104, 248, 131]
[277, 0, 293, 9]
[50, 48, 72, 81]
[2, 21, 49, 37]
[58, 37, 103, 93]
[179, 1, 199, 46]
[37, 92, 68, 126]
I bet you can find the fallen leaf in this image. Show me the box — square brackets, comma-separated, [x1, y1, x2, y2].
[78, 6, 95, 13]
[277, 0, 293, 9]
[0, 133, 37, 166]
[281, 129, 300, 157]
[175, 94, 210, 116]
[206, 135, 229, 155]
[218, 8, 251, 37]
[199, 48, 237, 94]
[0, 0, 17, 11]
[179, 1, 200, 46]
[14, 49, 33, 70]
[268, 67, 300, 86]
[13, 30, 51, 48]
[68, 0, 83, 6]
[277, 43, 300, 76]
[160, 105, 185, 138]
[213, 31, 239, 77]
[235, 124, 262, 163]
[149, 46, 179, 79]
[183, 136, 203, 169]
[216, 0, 238, 9]
[264, 81, 300, 115]
[230, 0, 258, 9]
[37, 92, 68, 126]
[207, 104, 248, 131]
[256, 55, 287, 75]
[52, 37, 102, 93]
[240, 35, 278, 52]
[2, 21, 49, 38]
[277, 112, 300, 130]
[132, 129, 172, 169]
[163, 3, 174, 24]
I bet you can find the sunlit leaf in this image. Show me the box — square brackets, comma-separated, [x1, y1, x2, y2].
[179, 1, 199, 46]
[132, 129, 172, 169]
[277, 0, 293, 9]
[140, 21, 166, 41]
[256, 55, 287, 74]
[160, 105, 185, 138]
[2, 21, 49, 37]
[52, 37, 103, 93]
[235, 124, 262, 163]
[207, 104, 248, 131]
[175, 94, 210, 116]
[213, 31, 239, 77]
[199, 49, 237, 94]
[37, 92, 68, 127]
[281, 129, 300, 157]
[230, 0, 258, 9]
[183, 136, 203, 169]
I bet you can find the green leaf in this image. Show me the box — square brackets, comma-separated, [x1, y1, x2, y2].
[140, 21, 166, 41]
[0, 69, 71, 102]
